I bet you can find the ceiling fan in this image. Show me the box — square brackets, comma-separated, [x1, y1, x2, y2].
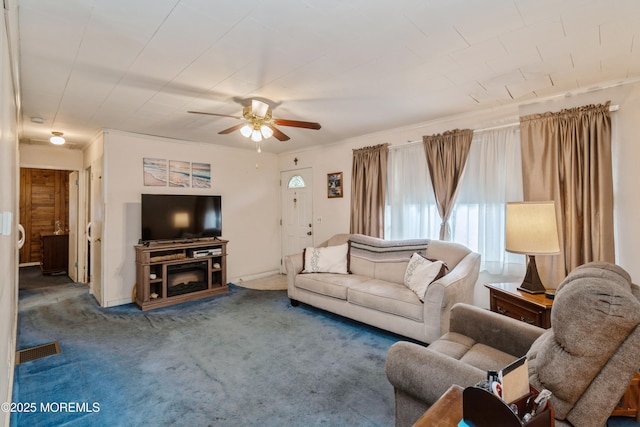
[188, 100, 321, 149]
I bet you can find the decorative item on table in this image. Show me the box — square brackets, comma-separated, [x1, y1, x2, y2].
[505, 201, 560, 295]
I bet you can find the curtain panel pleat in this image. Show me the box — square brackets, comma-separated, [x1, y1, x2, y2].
[422, 129, 473, 240]
[350, 143, 389, 237]
[519, 102, 614, 287]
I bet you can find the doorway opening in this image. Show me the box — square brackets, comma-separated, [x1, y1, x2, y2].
[18, 167, 82, 287]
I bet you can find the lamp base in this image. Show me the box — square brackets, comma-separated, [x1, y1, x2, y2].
[517, 255, 546, 294]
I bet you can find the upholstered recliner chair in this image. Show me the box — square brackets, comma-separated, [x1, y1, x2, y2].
[385, 262, 640, 427]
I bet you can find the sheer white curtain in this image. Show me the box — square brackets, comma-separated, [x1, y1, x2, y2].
[385, 126, 525, 274]
[385, 143, 439, 240]
[450, 126, 524, 274]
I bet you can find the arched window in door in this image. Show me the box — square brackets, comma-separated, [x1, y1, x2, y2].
[287, 175, 305, 188]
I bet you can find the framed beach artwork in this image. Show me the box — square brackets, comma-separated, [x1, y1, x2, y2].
[143, 158, 168, 186]
[169, 160, 191, 187]
[327, 172, 343, 198]
[191, 162, 211, 188]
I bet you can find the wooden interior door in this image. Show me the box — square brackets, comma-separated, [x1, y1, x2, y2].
[19, 168, 70, 264]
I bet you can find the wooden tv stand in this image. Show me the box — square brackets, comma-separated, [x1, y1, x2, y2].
[134, 239, 228, 311]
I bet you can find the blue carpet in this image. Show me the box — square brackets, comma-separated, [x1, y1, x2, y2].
[609, 417, 640, 426]
[13, 283, 402, 426]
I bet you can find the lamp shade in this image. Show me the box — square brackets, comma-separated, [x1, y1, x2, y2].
[240, 125, 253, 138]
[251, 129, 262, 142]
[505, 201, 560, 255]
[260, 125, 273, 139]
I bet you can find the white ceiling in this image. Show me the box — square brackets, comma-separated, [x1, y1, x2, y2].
[15, 0, 640, 153]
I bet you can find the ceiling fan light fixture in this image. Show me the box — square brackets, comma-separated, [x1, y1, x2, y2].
[240, 124, 253, 138]
[251, 129, 262, 142]
[251, 99, 270, 118]
[50, 131, 65, 145]
[260, 125, 273, 139]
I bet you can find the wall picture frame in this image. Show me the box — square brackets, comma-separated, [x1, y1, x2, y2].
[327, 172, 343, 198]
[143, 158, 168, 186]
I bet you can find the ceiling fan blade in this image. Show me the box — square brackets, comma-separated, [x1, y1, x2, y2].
[188, 111, 243, 120]
[267, 125, 290, 141]
[218, 123, 246, 135]
[272, 118, 321, 130]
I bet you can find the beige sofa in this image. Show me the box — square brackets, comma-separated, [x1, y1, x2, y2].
[284, 234, 481, 344]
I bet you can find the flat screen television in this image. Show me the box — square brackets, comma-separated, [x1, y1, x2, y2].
[141, 194, 222, 243]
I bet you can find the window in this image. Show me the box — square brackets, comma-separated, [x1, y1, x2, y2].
[451, 126, 524, 274]
[385, 143, 439, 240]
[385, 126, 525, 274]
[287, 175, 305, 188]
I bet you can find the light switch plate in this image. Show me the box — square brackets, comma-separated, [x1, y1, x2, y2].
[0, 211, 12, 235]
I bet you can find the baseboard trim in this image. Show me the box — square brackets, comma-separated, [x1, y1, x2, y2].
[230, 269, 282, 284]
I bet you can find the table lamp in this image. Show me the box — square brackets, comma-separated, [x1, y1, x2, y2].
[505, 201, 560, 294]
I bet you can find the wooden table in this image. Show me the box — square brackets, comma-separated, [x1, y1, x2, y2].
[485, 282, 553, 328]
[612, 371, 640, 420]
[413, 385, 463, 427]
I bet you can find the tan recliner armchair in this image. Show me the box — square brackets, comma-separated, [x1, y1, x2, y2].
[385, 262, 640, 427]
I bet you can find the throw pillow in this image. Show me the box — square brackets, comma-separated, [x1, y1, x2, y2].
[403, 253, 447, 301]
[302, 243, 350, 274]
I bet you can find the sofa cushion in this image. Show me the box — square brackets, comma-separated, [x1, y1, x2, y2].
[295, 273, 370, 300]
[427, 332, 476, 359]
[403, 253, 447, 301]
[459, 343, 518, 372]
[347, 279, 424, 321]
[428, 332, 517, 372]
[374, 260, 410, 284]
[302, 243, 350, 274]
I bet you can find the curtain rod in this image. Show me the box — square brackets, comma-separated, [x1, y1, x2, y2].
[391, 104, 619, 149]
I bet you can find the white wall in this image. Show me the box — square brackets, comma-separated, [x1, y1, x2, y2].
[101, 130, 281, 307]
[0, 5, 19, 427]
[278, 82, 640, 306]
[19, 144, 83, 170]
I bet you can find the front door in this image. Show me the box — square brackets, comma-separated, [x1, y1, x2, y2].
[281, 168, 313, 272]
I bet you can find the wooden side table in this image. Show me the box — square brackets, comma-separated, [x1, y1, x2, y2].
[611, 371, 640, 420]
[413, 385, 463, 427]
[485, 283, 553, 329]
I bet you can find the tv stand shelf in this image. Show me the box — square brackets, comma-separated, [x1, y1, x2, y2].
[134, 239, 228, 311]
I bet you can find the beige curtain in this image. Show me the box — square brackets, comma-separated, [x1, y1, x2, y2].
[350, 143, 389, 237]
[422, 129, 473, 240]
[520, 102, 614, 287]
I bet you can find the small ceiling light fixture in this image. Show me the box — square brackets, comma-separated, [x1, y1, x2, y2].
[50, 131, 65, 145]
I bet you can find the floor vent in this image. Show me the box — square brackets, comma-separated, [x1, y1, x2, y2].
[16, 341, 60, 364]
